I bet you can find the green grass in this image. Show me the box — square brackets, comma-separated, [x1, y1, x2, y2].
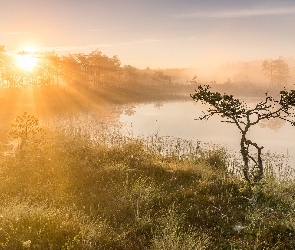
[0, 126, 295, 249]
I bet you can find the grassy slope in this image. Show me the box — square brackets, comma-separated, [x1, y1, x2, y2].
[0, 129, 295, 249]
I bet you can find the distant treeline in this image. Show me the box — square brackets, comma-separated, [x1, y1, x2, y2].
[1, 45, 294, 104]
[0, 45, 199, 121]
[0, 45, 191, 89]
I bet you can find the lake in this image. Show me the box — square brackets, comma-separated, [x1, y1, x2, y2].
[120, 100, 295, 167]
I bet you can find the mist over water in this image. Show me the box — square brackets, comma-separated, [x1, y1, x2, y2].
[120, 100, 295, 166]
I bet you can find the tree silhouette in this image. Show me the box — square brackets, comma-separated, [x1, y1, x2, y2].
[0, 45, 6, 85]
[152, 70, 172, 85]
[9, 112, 44, 153]
[262, 57, 289, 89]
[191, 85, 295, 184]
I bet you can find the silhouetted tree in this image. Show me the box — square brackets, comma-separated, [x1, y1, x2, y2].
[40, 51, 61, 85]
[152, 70, 171, 85]
[61, 54, 81, 85]
[0, 46, 17, 87]
[262, 57, 289, 89]
[9, 112, 44, 154]
[123, 65, 139, 84]
[0, 45, 6, 86]
[88, 50, 119, 85]
[191, 85, 295, 185]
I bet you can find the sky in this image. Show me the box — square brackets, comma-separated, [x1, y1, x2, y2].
[1, 0, 295, 69]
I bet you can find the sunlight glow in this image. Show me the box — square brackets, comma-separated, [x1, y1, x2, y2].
[15, 53, 38, 71]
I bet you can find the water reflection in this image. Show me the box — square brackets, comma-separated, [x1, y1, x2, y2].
[259, 118, 286, 132]
[120, 100, 295, 167]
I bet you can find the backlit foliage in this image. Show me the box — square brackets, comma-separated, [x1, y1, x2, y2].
[191, 85, 295, 184]
[9, 112, 44, 153]
[0, 45, 174, 89]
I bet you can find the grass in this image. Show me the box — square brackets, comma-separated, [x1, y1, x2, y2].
[0, 122, 295, 249]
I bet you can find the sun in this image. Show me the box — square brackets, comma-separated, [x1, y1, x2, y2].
[15, 51, 39, 71]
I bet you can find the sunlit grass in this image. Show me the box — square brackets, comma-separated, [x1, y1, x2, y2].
[0, 118, 295, 249]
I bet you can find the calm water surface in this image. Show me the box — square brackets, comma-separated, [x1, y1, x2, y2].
[120, 101, 295, 166]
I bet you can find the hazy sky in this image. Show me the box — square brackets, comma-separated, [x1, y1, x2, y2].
[1, 0, 294, 69]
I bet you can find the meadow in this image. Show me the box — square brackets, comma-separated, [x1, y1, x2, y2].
[1, 48, 295, 249]
[1, 114, 295, 250]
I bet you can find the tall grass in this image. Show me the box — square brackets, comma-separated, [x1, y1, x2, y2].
[0, 120, 295, 249]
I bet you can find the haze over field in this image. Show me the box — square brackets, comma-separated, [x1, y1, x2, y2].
[1, 0, 295, 70]
[2, 1, 295, 249]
